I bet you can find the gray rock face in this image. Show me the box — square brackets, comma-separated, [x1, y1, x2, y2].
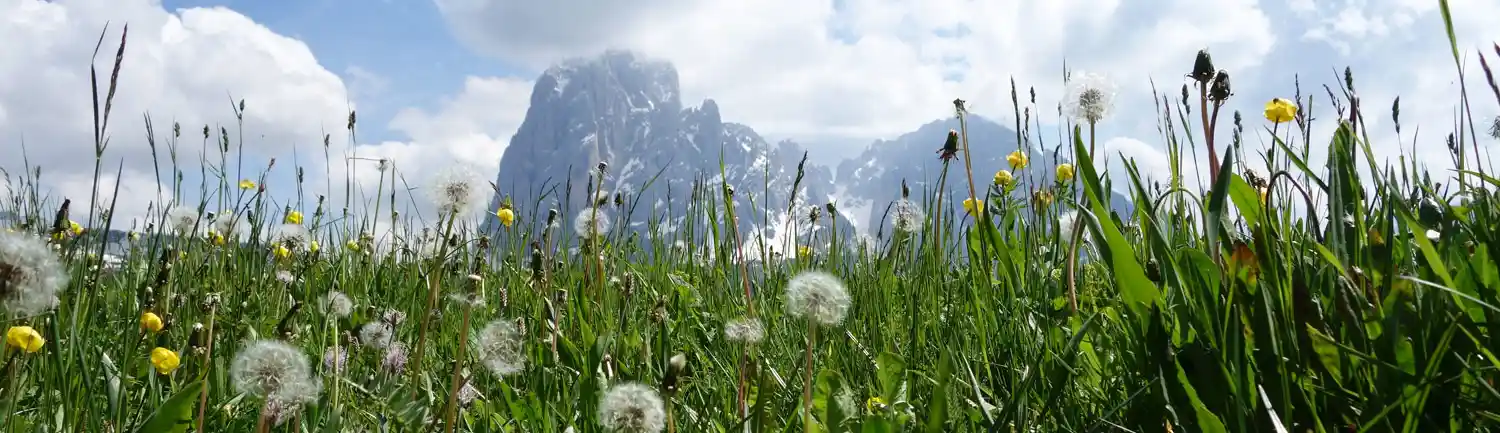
[489, 50, 1129, 250]
[489, 50, 846, 251]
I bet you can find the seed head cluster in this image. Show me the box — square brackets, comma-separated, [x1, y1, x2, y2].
[0, 231, 68, 317]
[783, 270, 852, 326]
[598, 382, 666, 433]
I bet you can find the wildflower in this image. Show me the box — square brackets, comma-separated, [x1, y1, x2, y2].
[322, 291, 353, 317]
[128, 231, 140, 242]
[1188, 49, 1216, 83]
[141, 311, 164, 333]
[1064, 72, 1116, 124]
[1056, 164, 1075, 182]
[270, 224, 310, 249]
[359, 322, 395, 350]
[1209, 70, 1232, 102]
[1033, 190, 1054, 207]
[150, 347, 181, 374]
[797, 245, 812, 259]
[238, 179, 256, 190]
[1007, 150, 1029, 170]
[380, 309, 407, 326]
[230, 340, 314, 398]
[866, 396, 888, 412]
[573, 209, 612, 240]
[284, 210, 304, 225]
[993, 170, 1015, 188]
[891, 199, 924, 233]
[262, 379, 321, 426]
[209, 231, 227, 246]
[427, 166, 487, 216]
[0, 231, 68, 316]
[457, 380, 483, 406]
[322, 346, 347, 372]
[723, 317, 765, 344]
[381, 342, 408, 374]
[598, 382, 666, 433]
[166, 206, 198, 234]
[69, 220, 84, 236]
[275, 270, 297, 284]
[962, 198, 984, 217]
[211, 212, 239, 239]
[1264, 98, 1297, 124]
[1257, 187, 1268, 203]
[307, 241, 320, 254]
[495, 207, 516, 228]
[783, 270, 852, 326]
[344, 240, 360, 252]
[273, 244, 291, 260]
[936, 129, 960, 161]
[473, 318, 526, 377]
[5, 326, 44, 353]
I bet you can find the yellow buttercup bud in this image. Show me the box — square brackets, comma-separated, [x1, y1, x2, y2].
[6, 326, 44, 353]
[141, 311, 164, 333]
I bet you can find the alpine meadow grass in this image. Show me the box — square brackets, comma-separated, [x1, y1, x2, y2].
[5, 6, 1500, 432]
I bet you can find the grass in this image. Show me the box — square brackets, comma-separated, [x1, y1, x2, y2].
[3, 10, 1500, 433]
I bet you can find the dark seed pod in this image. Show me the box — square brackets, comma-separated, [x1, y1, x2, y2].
[1189, 49, 1216, 83]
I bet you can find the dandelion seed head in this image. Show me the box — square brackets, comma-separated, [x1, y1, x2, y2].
[212, 211, 241, 239]
[381, 342, 409, 374]
[573, 209, 612, 239]
[783, 270, 852, 326]
[0, 231, 68, 316]
[597, 382, 666, 433]
[275, 270, 297, 284]
[380, 309, 407, 326]
[1064, 71, 1116, 124]
[322, 346, 347, 372]
[230, 340, 313, 398]
[473, 318, 526, 377]
[457, 380, 483, 406]
[322, 291, 353, 317]
[892, 199, 924, 233]
[426, 166, 487, 216]
[358, 322, 395, 350]
[270, 223, 311, 249]
[166, 206, 198, 234]
[723, 317, 765, 344]
[263, 379, 321, 426]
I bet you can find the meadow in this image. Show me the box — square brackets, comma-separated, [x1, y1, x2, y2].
[4, 6, 1500, 432]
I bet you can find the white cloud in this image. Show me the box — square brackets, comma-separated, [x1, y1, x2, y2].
[0, 0, 349, 225]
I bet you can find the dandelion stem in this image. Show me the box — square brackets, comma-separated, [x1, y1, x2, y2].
[802, 323, 818, 431]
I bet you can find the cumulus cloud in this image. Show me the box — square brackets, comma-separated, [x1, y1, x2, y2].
[0, 0, 349, 224]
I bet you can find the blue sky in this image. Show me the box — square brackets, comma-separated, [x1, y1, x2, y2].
[2, 0, 1498, 234]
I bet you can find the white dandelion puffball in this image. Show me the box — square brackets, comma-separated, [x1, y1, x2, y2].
[322, 291, 353, 317]
[230, 340, 314, 398]
[166, 206, 199, 234]
[1063, 71, 1116, 124]
[892, 198, 924, 233]
[573, 209, 612, 239]
[359, 321, 395, 350]
[426, 165, 488, 216]
[783, 270, 852, 326]
[212, 210, 241, 237]
[263, 379, 322, 426]
[598, 382, 666, 433]
[724, 317, 765, 344]
[473, 318, 526, 377]
[270, 223, 311, 248]
[0, 231, 68, 316]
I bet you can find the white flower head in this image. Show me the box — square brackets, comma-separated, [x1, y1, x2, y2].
[783, 270, 852, 326]
[0, 231, 69, 316]
[426, 165, 489, 217]
[724, 317, 765, 344]
[166, 206, 199, 234]
[230, 340, 314, 398]
[892, 199, 924, 233]
[473, 318, 526, 377]
[270, 223, 311, 249]
[211, 210, 241, 238]
[1063, 71, 1116, 124]
[573, 209, 612, 240]
[381, 342, 409, 374]
[322, 291, 353, 318]
[598, 382, 666, 433]
[263, 379, 322, 426]
[359, 321, 395, 350]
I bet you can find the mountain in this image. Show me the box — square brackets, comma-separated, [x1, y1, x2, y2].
[488, 50, 850, 252]
[831, 116, 1133, 236]
[488, 50, 1131, 253]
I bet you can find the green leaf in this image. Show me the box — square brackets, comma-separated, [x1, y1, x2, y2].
[132, 380, 202, 433]
[922, 350, 953, 433]
[875, 352, 905, 403]
[1304, 324, 1344, 386]
[1226, 175, 1263, 229]
[1072, 127, 1162, 318]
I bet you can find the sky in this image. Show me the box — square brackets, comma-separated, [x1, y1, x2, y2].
[1, 0, 1498, 232]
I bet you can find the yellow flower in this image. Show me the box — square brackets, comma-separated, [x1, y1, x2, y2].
[238, 179, 256, 190]
[128, 231, 140, 241]
[797, 245, 812, 258]
[963, 198, 984, 217]
[993, 170, 1014, 188]
[866, 396, 888, 412]
[1007, 150, 1029, 170]
[1257, 187, 1268, 203]
[344, 240, 361, 252]
[140, 311, 164, 333]
[69, 220, 84, 236]
[1033, 190, 1054, 207]
[1264, 98, 1297, 124]
[495, 208, 516, 228]
[273, 244, 291, 260]
[150, 347, 181, 375]
[209, 231, 226, 246]
[284, 210, 304, 225]
[308, 241, 320, 253]
[1056, 164, 1075, 182]
[5, 326, 44, 353]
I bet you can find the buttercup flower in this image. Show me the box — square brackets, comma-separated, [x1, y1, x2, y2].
[1007, 150, 1029, 170]
[284, 210, 304, 225]
[238, 179, 256, 190]
[141, 311, 164, 333]
[5, 326, 44, 353]
[151, 347, 181, 374]
[495, 207, 516, 228]
[1264, 98, 1297, 124]
[963, 198, 984, 217]
[993, 170, 1015, 188]
[1056, 164, 1076, 182]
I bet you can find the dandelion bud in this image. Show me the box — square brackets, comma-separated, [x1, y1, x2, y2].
[614, 192, 624, 208]
[825, 202, 837, 216]
[664, 352, 689, 394]
[546, 208, 559, 226]
[596, 161, 608, 173]
[1189, 49, 1216, 83]
[901, 179, 910, 199]
[723, 183, 735, 197]
[1209, 70, 1232, 102]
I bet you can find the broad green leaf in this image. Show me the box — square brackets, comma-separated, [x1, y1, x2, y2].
[1073, 127, 1162, 317]
[1304, 324, 1344, 386]
[132, 380, 203, 433]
